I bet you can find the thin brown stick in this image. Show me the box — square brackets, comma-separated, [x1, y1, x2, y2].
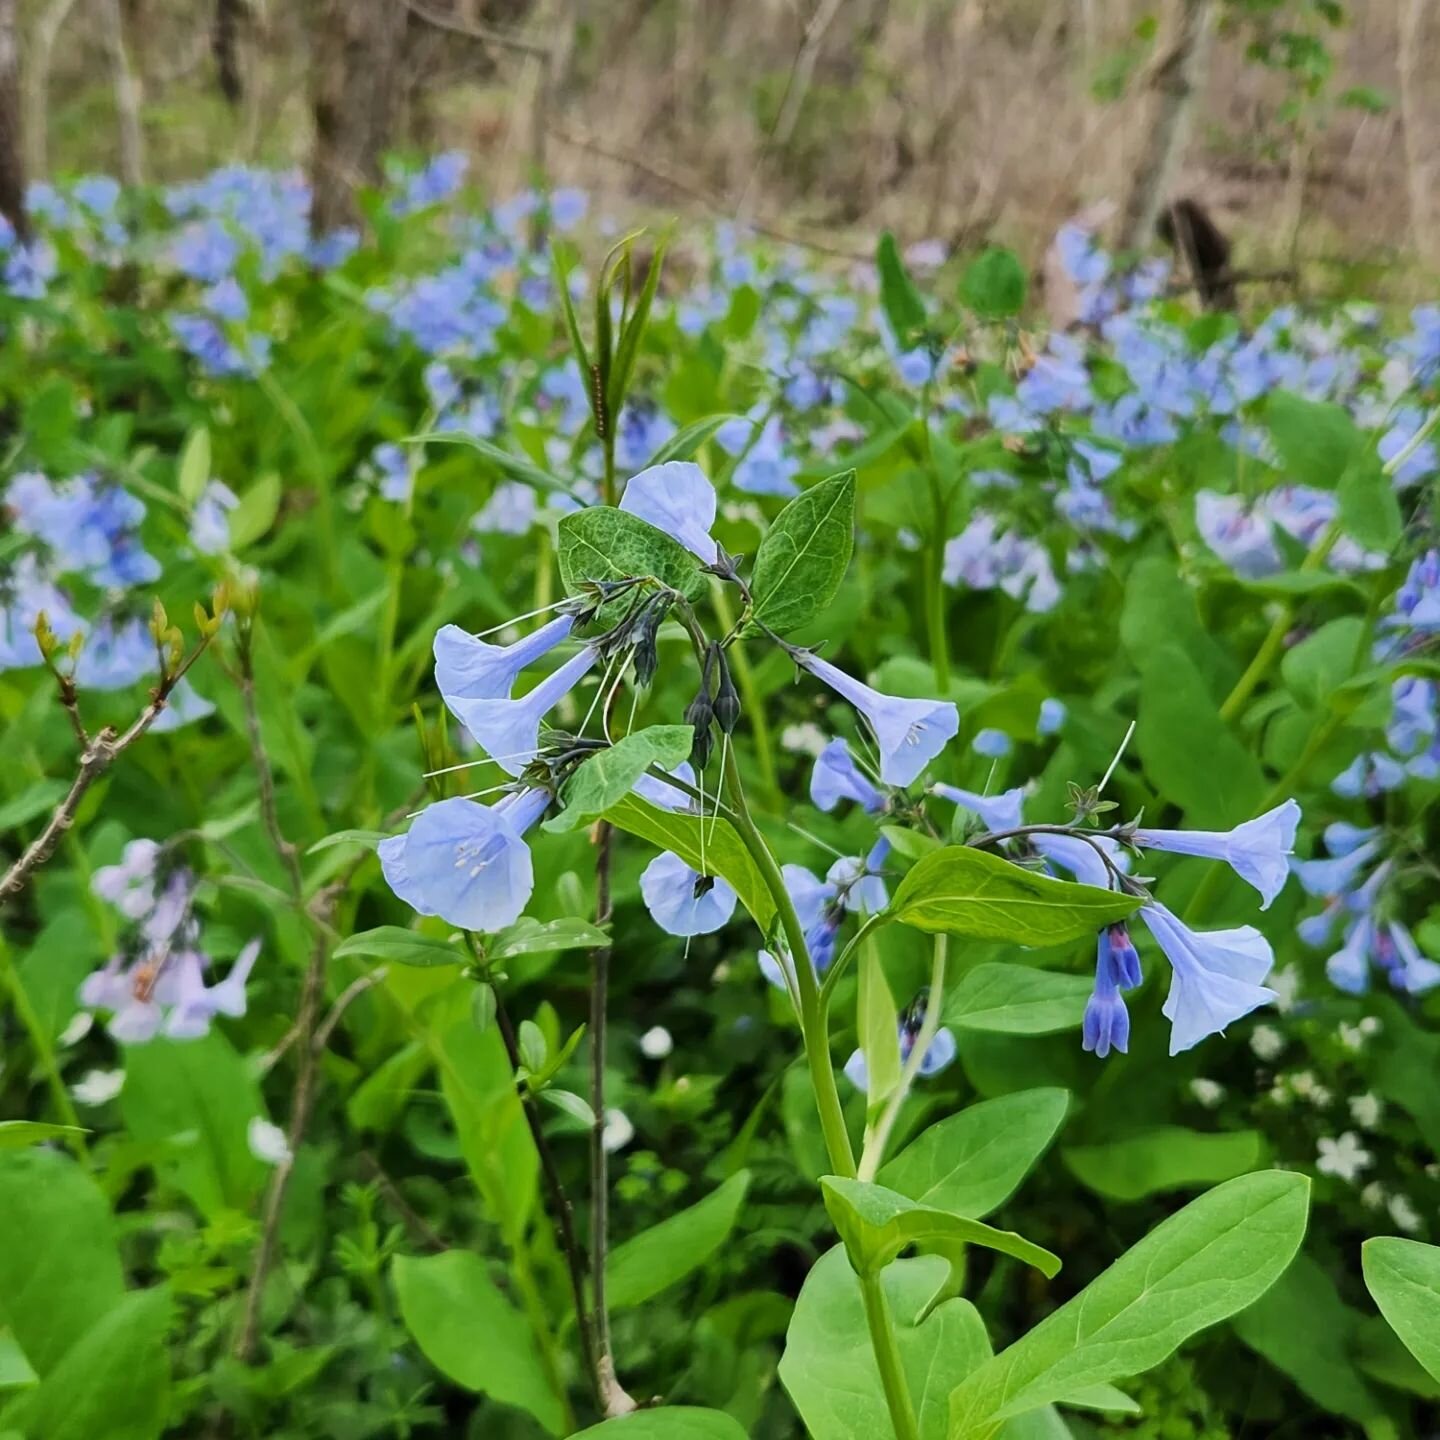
[358, 1151, 448, 1253]
[395, 0, 548, 57]
[1, 647, 210, 903]
[311, 967, 386, 1055]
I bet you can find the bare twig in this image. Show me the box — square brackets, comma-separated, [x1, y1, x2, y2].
[21, 0, 79, 182]
[96, 0, 145, 187]
[358, 1151, 448, 1253]
[1, 645, 212, 903]
[311, 966, 386, 1055]
[395, 0, 548, 57]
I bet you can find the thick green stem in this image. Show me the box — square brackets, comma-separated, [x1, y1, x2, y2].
[721, 745, 856, 1178]
[859, 1269, 921, 1440]
[0, 938, 86, 1158]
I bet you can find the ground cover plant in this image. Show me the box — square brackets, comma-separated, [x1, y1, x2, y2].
[1, 161, 1439, 1439]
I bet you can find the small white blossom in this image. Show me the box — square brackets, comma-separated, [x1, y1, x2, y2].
[247, 1117, 292, 1166]
[1190, 1078, 1225, 1108]
[1388, 1193, 1423, 1234]
[1349, 1093, 1383, 1129]
[601, 1108, 634, 1153]
[1316, 1131, 1373, 1184]
[58, 1012, 94, 1047]
[780, 722, 828, 757]
[1268, 965, 1301, 1011]
[1337, 1023, 1367, 1053]
[639, 1025, 673, 1060]
[1250, 1024, 1285, 1062]
[1360, 1181, 1387, 1210]
[1359, 1016, 1382, 1036]
[70, 1068, 124, 1106]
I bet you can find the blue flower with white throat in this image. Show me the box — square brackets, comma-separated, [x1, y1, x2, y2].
[640, 851, 738, 936]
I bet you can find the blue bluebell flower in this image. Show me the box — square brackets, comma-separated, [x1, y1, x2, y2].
[550, 188, 588, 231]
[618, 462, 719, 562]
[1133, 800, 1300, 910]
[472, 481, 539, 536]
[972, 728, 1011, 759]
[73, 617, 156, 691]
[810, 737, 885, 813]
[730, 415, 800, 497]
[150, 679, 216, 734]
[434, 613, 576, 706]
[1037, 698, 1067, 736]
[190, 480, 238, 554]
[844, 990, 956, 1093]
[450, 644, 599, 774]
[1291, 839, 1382, 899]
[390, 152, 468, 216]
[798, 653, 958, 786]
[1384, 921, 1440, 995]
[379, 789, 549, 931]
[1327, 916, 1374, 993]
[371, 443, 412, 502]
[630, 760, 696, 811]
[1082, 924, 1140, 1058]
[640, 851, 738, 936]
[1138, 903, 1276, 1055]
[826, 838, 890, 915]
[930, 782, 1025, 834]
[1332, 751, 1406, 799]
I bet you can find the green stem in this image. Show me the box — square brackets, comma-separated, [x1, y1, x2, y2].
[0, 937, 87, 1159]
[721, 745, 856, 1178]
[925, 475, 950, 692]
[1219, 519, 1340, 723]
[858, 934, 947, 1181]
[859, 1269, 921, 1440]
[512, 1238, 577, 1433]
[712, 583, 780, 807]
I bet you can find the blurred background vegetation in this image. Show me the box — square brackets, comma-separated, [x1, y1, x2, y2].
[15, 0, 1439, 296]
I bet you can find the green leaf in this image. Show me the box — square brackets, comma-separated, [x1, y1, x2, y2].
[0, 779, 68, 831]
[305, 828, 386, 855]
[946, 1171, 1311, 1437]
[550, 241, 593, 404]
[557, 504, 707, 602]
[961, 248, 1027, 318]
[1363, 1236, 1440, 1385]
[227, 474, 282, 550]
[602, 794, 775, 929]
[822, 1177, 1060, 1280]
[647, 413, 743, 466]
[0, 1331, 36, 1390]
[517, 1019, 548, 1073]
[393, 1251, 564, 1434]
[537, 1088, 595, 1127]
[118, 1033, 267, 1220]
[0, 1149, 125, 1374]
[409, 430, 578, 499]
[488, 916, 609, 959]
[858, 936, 903, 1107]
[333, 926, 464, 967]
[1281, 616, 1366, 710]
[1061, 1127, 1266, 1202]
[0, 1121, 89, 1151]
[878, 1089, 1069, 1218]
[942, 965, 1092, 1035]
[1337, 450, 1402, 552]
[890, 847, 1141, 946]
[877, 232, 927, 342]
[177, 425, 211, 504]
[1233, 1253, 1386, 1425]
[3, 1286, 171, 1440]
[607, 1171, 751, 1311]
[1265, 390, 1361, 489]
[1137, 644, 1264, 825]
[781, 1249, 992, 1440]
[608, 233, 668, 418]
[547, 725, 694, 833]
[748, 469, 856, 635]
[569, 1409, 751, 1439]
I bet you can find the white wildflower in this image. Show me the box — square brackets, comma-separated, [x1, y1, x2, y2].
[1316, 1131, 1373, 1184]
[601, 1108, 634, 1154]
[247, 1117, 292, 1166]
[639, 1025, 673, 1060]
[70, 1068, 124, 1106]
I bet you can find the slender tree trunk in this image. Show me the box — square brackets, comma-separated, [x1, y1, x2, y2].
[1397, 0, 1435, 268]
[1117, 0, 1217, 253]
[0, 0, 25, 242]
[309, 0, 406, 236]
[22, 0, 78, 184]
[97, 0, 145, 186]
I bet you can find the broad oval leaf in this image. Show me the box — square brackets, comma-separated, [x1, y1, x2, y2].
[546, 725, 694, 833]
[1061, 1127, 1266, 1203]
[749, 469, 856, 635]
[878, 1088, 1070, 1218]
[890, 847, 1141, 946]
[821, 1177, 1061, 1280]
[334, 926, 464, 967]
[557, 504, 707, 601]
[0, 1120, 90, 1151]
[607, 1170, 751, 1311]
[947, 1170, 1311, 1437]
[489, 916, 610, 959]
[781, 1247, 992, 1440]
[961, 247, 1027, 318]
[393, 1250, 564, 1434]
[1363, 1236, 1440, 1385]
[942, 965, 1092, 1035]
[570, 1408, 750, 1439]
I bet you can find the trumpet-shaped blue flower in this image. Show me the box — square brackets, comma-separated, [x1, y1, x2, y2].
[1037, 698, 1067, 736]
[1385, 922, 1440, 995]
[449, 645, 599, 775]
[972, 727, 1012, 759]
[618, 461, 719, 563]
[1291, 838, 1382, 899]
[434, 614, 577, 707]
[826, 838, 890, 915]
[1139, 903, 1276, 1055]
[844, 992, 957, 1092]
[799, 653, 958, 787]
[379, 789, 549, 932]
[1133, 799, 1300, 910]
[1327, 916, 1374, 994]
[810, 738, 885, 813]
[631, 760, 697, 811]
[1322, 821, 1381, 856]
[640, 851, 737, 936]
[931, 782, 1025, 833]
[1332, 751, 1406, 799]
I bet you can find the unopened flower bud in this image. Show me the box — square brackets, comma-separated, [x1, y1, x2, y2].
[714, 652, 741, 735]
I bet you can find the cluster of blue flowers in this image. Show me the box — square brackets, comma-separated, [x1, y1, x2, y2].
[79, 839, 260, 1043]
